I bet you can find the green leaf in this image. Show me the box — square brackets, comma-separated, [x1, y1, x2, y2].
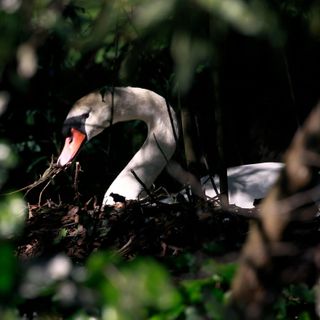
[0, 243, 17, 294]
[0, 195, 26, 239]
[53, 228, 68, 244]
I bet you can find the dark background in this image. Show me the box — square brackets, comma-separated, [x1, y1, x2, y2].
[1, 0, 320, 204]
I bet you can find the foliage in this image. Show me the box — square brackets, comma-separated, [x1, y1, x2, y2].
[0, 244, 317, 319]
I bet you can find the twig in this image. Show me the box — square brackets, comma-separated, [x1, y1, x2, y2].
[73, 161, 82, 201]
[194, 115, 219, 195]
[231, 102, 320, 319]
[213, 69, 228, 206]
[282, 50, 300, 127]
[38, 179, 52, 207]
[130, 169, 155, 203]
[2, 156, 66, 197]
[153, 133, 169, 164]
[165, 99, 179, 144]
[117, 235, 135, 256]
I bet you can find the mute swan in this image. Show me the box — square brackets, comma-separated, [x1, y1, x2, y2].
[202, 162, 283, 208]
[57, 86, 283, 207]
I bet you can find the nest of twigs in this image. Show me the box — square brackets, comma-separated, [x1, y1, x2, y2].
[17, 194, 256, 262]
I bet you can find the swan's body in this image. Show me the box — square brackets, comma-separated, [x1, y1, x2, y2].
[202, 162, 284, 208]
[57, 86, 283, 207]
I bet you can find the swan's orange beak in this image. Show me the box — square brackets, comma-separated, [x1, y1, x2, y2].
[57, 128, 86, 166]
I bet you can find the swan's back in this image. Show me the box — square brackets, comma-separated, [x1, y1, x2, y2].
[202, 162, 284, 208]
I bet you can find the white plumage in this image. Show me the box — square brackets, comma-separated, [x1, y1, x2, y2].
[57, 87, 282, 208]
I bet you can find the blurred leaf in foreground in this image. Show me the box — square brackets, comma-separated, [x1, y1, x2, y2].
[0, 243, 17, 295]
[0, 195, 25, 239]
[86, 252, 181, 319]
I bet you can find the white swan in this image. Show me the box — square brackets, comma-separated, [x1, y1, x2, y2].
[57, 87, 178, 206]
[57, 86, 283, 207]
[202, 162, 283, 208]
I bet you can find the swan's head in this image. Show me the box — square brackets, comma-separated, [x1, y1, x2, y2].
[57, 90, 113, 166]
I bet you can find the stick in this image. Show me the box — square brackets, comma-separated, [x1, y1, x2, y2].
[130, 169, 155, 203]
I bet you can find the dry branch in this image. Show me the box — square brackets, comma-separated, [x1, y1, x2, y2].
[230, 103, 320, 318]
[5, 157, 65, 197]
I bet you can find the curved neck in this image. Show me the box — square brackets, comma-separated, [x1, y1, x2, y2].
[103, 87, 178, 205]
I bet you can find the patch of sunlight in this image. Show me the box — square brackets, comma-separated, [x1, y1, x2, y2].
[0, 0, 21, 13]
[17, 43, 38, 78]
[47, 254, 72, 280]
[135, 0, 175, 28]
[196, 0, 264, 35]
[0, 143, 11, 162]
[0, 196, 26, 239]
[0, 91, 9, 116]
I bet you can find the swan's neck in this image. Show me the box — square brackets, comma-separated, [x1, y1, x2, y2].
[103, 87, 178, 205]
